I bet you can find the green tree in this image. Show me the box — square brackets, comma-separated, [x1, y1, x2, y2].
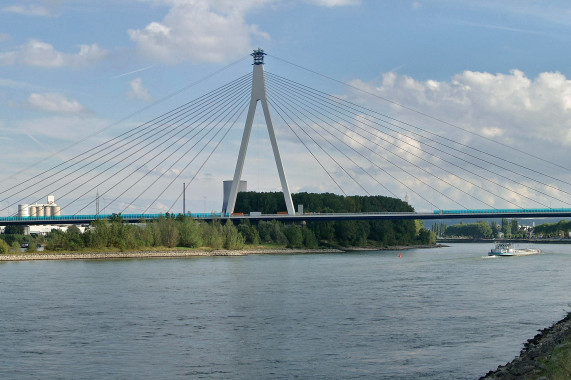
[86, 220, 111, 248]
[27, 240, 37, 253]
[284, 224, 303, 248]
[0, 239, 10, 254]
[223, 220, 245, 249]
[257, 220, 287, 245]
[490, 222, 500, 238]
[502, 218, 511, 238]
[4, 225, 25, 234]
[178, 217, 202, 248]
[109, 213, 123, 223]
[417, 228, 436, 245]
[302, 227, 318, 248]
[511, 219, 520, 237]
[157, 216, 179, 248]
[202, 221, 224, 249]
[237, 220, 259, 244]
[135, 222, 155, 247]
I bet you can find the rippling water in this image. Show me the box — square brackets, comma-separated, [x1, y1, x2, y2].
[1, 243, 570, 379]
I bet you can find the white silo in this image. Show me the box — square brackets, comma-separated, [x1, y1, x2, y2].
[44, 205, 52, 216]
[29, 205, 37, 217]
[53, 206, 61, 216]
[18, 204, 29, 217]
[36, 206, 44, 217]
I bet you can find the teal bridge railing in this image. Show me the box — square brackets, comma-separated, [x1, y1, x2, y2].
[433, 208, 571, 215]
[0, 213, 230, 224]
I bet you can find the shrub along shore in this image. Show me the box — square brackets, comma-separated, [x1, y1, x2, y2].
[1, 193, 437, 256]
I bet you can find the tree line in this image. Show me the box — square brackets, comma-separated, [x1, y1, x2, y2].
[433, 218, 571, 239]
[1, 192, 436, 253]
[437, 219, 525, 239]
[235, 192, 435, 247]
[533, 220, 571, 238]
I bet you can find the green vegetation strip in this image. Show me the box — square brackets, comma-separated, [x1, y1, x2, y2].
[538, 341, 571, 380]
[2, 193, 436, 254]
[481, 312, 571, 379]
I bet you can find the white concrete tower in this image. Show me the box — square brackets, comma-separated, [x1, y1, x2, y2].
[225, 49, 295, 215]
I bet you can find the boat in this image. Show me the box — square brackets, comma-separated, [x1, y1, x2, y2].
[488, 243, 542, 256]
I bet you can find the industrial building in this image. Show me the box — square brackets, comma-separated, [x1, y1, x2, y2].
[18, 195, 61, 217]
[13, 195, 79, 235]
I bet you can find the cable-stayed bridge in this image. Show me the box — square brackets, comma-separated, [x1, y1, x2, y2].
[2, 49, 571, 226]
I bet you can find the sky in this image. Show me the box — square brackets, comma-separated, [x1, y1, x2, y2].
[1, 0, 571, 214]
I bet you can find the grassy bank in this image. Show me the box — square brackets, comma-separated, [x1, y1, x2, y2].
[537, 339, 571, 379]
[481, 312, 571, 379]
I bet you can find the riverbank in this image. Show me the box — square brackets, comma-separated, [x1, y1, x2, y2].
[438, 238, 571, 244]
[481, 312, 571, 379]
[0, 247, 344, 261]
[0, 244, 444, 261]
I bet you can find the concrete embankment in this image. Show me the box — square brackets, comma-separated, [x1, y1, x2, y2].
[480, 312, 571, 379]
[0, 248, 343, 261]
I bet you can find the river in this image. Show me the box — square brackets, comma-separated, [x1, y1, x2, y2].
[1, 243, 570, 379]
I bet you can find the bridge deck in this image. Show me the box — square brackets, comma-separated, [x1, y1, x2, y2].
[1, 209, 571, 226]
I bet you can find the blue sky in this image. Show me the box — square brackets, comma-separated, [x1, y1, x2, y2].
[1, 0, 571, 214]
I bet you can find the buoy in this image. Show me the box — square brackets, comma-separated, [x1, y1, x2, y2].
[398, 253, 402, 258]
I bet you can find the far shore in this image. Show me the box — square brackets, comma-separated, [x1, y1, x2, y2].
[437, 238, 571, 244]
[0, 244, 444, 262]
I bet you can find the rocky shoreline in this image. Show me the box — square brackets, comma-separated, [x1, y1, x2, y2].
[0, 244, 445, 261]
[0, 248, 344, 261]
[480, 312, 571, 379]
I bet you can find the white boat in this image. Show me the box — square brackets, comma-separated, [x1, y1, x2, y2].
[488, 243, 542, 256]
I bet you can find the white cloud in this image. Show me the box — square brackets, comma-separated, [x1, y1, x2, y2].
[129, 0, 272, 64]
[1, 4, 52, 17]
[349, 69, 571, 147]
[412, 2, 422, 10]
[0, 39, 107, 68]
[308, 0, 361, 6]
[343, 69, 571, 208]
[128, 0, 364, 64]
[27, 93, 88, 114]
[128, 77, 152, 102]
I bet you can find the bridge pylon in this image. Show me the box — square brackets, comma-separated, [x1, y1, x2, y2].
[224, 49, 295, 216]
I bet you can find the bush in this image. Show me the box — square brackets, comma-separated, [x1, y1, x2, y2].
[27, 241, 38, 253]
[1, 234, 26, 246]
[302, 227, 319, 248]
[202, 221, 224, 249]
[237, 220, 259, 244]
[284, 224, 303, 248]
[157, 217, 179, 248]
[223, 221, 245, 250]
[178, 218, 202, 248]
[0, 239, 10, 254]
[258, 220, 287, 245]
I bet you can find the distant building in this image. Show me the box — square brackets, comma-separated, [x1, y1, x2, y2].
[18, 195, 61, 217]
[25, 225, 86, 236]
[14, 195, 75, 236]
